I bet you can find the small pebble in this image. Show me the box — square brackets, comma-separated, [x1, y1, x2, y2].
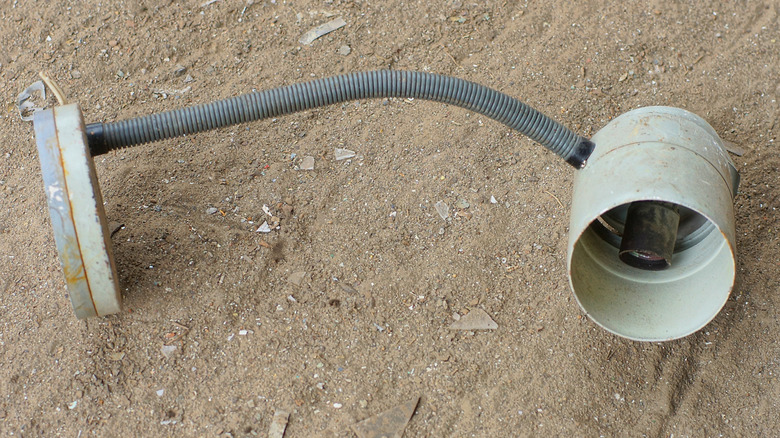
[109, 351, 125, 361]
[161, 345, 177, 358]
[449, 308, 498, 330]
[206, 207, 219, 215]
[173, 64, 187, 76]
[108, 221, 124, 236]
[300, 156, 315, 170]
[288, 271, 306, 286]
[337, 45, 351, 56]
[156, 389, 165, 397]
[333, 403, 343, 409]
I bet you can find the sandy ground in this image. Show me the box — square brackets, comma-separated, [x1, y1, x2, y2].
[1, 0, 779, 436]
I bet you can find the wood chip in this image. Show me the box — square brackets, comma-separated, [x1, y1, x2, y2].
[38, 71, 68, 105]
[722, 139, 745, 156]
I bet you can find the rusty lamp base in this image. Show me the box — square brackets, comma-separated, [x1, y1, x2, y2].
[33, 104, 121, 318]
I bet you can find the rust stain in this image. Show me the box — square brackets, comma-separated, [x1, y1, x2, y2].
[61, 234, 87, 284]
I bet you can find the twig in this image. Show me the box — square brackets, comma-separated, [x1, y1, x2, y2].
[171, 320, 191, 331]
[164, 321, 192, 344]
[38, 71, 68, 105]
[544, 190, 564, 208]
[685, 54, 705, 76]
[440, 45, 463, 70]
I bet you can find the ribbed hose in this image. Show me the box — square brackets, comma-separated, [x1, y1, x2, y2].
[86, 70, 594, 168]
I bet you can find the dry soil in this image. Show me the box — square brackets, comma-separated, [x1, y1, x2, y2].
[1, 0, 779, 436]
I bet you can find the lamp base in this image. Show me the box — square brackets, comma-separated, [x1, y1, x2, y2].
[34, 104, 121, 318]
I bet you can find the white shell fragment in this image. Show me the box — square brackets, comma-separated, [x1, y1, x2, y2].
[434, 201, 450, 220]
[449, 308, 498, 330]
[300, 155, 315, 170]
[300, 17, 347, 45]
[335, 147, 356, 161]
[268, 409, 290, 438]
[256, 221, 272, 233]
[351, 397, 420, 438]
[160, 345, 177, 359]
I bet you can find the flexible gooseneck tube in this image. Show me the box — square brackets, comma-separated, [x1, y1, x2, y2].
[86, 70, 594, 168]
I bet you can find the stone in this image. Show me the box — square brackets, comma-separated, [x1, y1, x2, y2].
[449, 308, 498, 330]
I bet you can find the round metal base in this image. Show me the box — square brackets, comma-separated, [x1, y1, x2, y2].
[33, 104, 121, 318]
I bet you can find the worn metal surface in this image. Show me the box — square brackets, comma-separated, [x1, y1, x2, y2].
[567, 106, 738, 341]
[33, 103, 121, 318]
[17, 80, 46, 121]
